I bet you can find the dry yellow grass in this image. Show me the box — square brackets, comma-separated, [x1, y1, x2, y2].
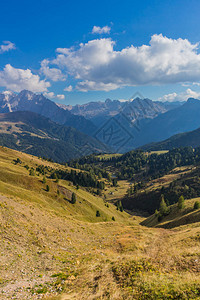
[0, 146, 200, 299]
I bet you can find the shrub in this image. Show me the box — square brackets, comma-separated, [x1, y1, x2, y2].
[46, 185, 50, 192]
[42, 177, 46, 184]
[96, 210, 100, 217]
[112, 216, 115, 221]
[194, 201, 200, 210]
[14, 158, 22, 164]
[29, 168, 35, 176]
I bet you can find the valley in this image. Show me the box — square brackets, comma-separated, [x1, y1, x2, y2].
[1, 146, 200, 299]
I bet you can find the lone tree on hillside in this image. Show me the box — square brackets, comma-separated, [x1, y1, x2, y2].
[96, 210, 100, 217]
[178, 195, 185, 209]
[159, 194, 168, 215]
[71, 192, 76, 204]
[46, 185, 50, 192]
[116, 200, 124, 212]
[55, 174, 59, 183]
[112, 178, 118, 187]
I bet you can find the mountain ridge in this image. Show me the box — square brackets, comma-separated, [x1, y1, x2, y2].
[0, 90, 97, 136]
[0, 111, 109, 162]
[141, 125, 200, 151]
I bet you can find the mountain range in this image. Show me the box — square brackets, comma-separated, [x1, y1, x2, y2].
[63, 97, 182, 127]
[63, 97, 188, 151]
[1, 90, 200, 155]
[0, 90, 96, 136]
[132, 98, 200, 149]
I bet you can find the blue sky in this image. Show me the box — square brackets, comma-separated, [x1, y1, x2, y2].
[1, 0, 200, 104]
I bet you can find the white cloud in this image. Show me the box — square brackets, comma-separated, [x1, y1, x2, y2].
[0, 64, 50, 92]
[40, 59, 66, 82]
[50, 34, 200, 91]
[43, 91, 65, 100]
[57, 94, 65, 100]
[0, 41, 16, 54]
[76, 80, 119, 92]
[64, 85, 73, 92]
[43, 92, 55, 99]
[92, 26, 111, 34]
[158, 88, 200, 102]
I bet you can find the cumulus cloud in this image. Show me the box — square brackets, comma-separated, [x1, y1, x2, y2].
[0, 64, 50, 92]
[57, 94, 65, 100]
[43, 92, 55, 99]
[49, 34, 200, 91]
[64, 85, 73, 92]
[43, 91, 65, 100]
[40, 59, 66, 81]
[0, 41, 16, 54]
[76, 80, 119, 92]
[158, 88, 200, 102]
[92, 25, 111, 34]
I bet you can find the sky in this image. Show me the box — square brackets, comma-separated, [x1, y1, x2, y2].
[1, 0, 200, 104]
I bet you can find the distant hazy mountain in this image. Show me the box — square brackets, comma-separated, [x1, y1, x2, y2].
[133, 98, 200, 149]
[0, 90, 96, 135]
[61, 98, 125, 127]
[115, 97, 169, 125]
[141, 126, 200, 151]
[61, 97, 187, 152]
[0, 111, 109, 162]
[63, 97, 179, 127]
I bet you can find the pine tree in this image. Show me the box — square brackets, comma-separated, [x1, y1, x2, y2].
[127, 188, 131, 197]
[54, 174, 59, 183]
[116, 200, 123, 212]
[120, 205, 124, 212]
[112, 178, 117, 187]
[159, 195, 168, 215]
[98, 172, 102, 179]
[42, 177, 46, 184]
[46, 185, 50, 192]
[71, 192, 76, 204]
[107, 174, 112, 182]
[178, 195, 185, 209]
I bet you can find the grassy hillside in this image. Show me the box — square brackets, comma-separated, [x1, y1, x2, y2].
[142, 197, 200, 229]
[0, 146, 127, 223]
[1, 146, 200, 299]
